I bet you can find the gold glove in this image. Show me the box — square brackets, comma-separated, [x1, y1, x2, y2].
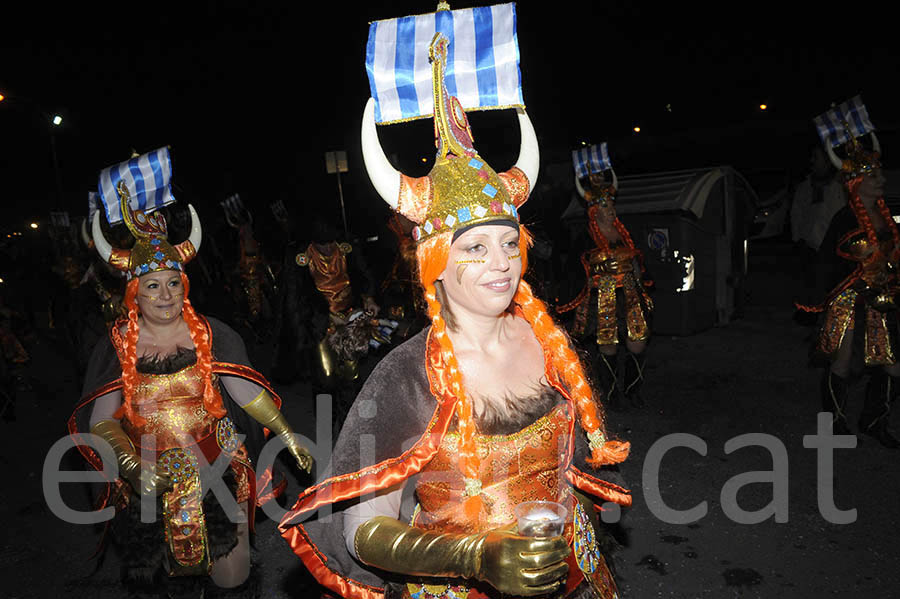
[242, 390, 313, 473]
[90, 419, 171, 496]
[354, 516, 569, 597]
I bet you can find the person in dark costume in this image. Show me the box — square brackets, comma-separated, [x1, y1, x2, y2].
[279, 26, 630, 599]
[69, 151, 312, 598]
[379, 212, 429, 341]
[295, 215, 398, 437]
[800, 100, 899, 447]
[557, 150, 653, 411]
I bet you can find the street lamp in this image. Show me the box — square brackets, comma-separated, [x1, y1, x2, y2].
[0, 92, 66, 206]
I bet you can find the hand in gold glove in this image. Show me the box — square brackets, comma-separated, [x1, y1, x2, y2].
[354, 516, 569, 597]
[91, 419, 171, 496]
[242, 390, 313, 473]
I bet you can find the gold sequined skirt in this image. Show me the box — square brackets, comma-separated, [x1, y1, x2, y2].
[572, 273, 652, 346]
[818, 288, 898, 366]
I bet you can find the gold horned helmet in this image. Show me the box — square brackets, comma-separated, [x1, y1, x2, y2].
[575, 169, 618, 208]
[824, 123, 882, 182]
[91, 181, 202, 279]
[361, 32, 539, 242]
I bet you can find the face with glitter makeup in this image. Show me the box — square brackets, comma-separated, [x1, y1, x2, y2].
[438, 224, 522, 319]
[136, 270, 185, 324]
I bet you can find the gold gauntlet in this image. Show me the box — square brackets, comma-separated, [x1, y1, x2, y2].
[242, 390, 313, 473]
[354, 516, 569, 597]
[90, 419, 170, 495]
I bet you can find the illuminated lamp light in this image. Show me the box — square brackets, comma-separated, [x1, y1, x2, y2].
[673, 250, 696, 292]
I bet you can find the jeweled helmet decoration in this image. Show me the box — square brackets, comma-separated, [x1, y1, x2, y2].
[573, 142, 617, 208]
[814, 96, 882, 182]
[91, 148, 201, 279]
[361, 32, 539, 243]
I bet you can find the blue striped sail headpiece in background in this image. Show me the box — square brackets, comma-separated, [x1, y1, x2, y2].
[814, 95, 875, 148]
[97, 147, 175, 225]
[366, 2, 523, 124]
[572, 143, 612, 179]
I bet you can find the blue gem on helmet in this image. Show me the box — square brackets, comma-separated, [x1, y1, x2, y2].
[482, 184, 498, 198]
[457, 207, 473, 223]
[154, 251, 165, 260]
[468, 158, 483, 169]
[150, 238, 161, 246]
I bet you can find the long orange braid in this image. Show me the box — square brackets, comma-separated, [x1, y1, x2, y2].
[847, 176, 900, 256]
[416, 226, 630, 514]
[587, 205, 647, 275]
[113, 271, 226, 425]
[179, 272, 227, 419]
[114, 278, 143, 424]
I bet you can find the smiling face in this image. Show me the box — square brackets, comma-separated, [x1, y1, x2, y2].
[135, 269, 185, 324]
[437, 224, 523, 321]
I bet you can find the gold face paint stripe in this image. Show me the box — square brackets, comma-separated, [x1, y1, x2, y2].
[456, 264, 468, 284]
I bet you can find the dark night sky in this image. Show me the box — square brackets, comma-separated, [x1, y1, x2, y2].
[2, 2, 898, 235]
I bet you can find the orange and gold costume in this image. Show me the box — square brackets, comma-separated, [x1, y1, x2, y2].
[279, 328, 630, 599]
[69, 317, 286, 576]
[559, 223, 652, 347]
[817, 226, 900, 365]
[298, 242, 356, 319]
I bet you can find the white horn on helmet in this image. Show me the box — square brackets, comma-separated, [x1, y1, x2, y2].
[91, 210, 114, 264]
[361, 97, 402, 210]
[824, 142, 843, 170]
[511, 107, 539, 194]
[81, 217, 92, 248]
[185, 204, 202, 254]
[574, 173, 585, 199]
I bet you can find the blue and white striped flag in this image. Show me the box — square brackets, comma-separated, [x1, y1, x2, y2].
[572, 143, 612, 179]
[366, 3, 523, 124]
[814, 95, 875, 148]
[97, 147, 175, 225]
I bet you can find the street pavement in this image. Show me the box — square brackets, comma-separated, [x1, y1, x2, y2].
[2, 238, 899, 598]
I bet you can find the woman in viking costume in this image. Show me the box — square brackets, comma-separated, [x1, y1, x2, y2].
[557, 165, 653, 411]
[69, 159, 313, 597]
[800, 108, 899, 448]
[279, 30, 630, 599]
